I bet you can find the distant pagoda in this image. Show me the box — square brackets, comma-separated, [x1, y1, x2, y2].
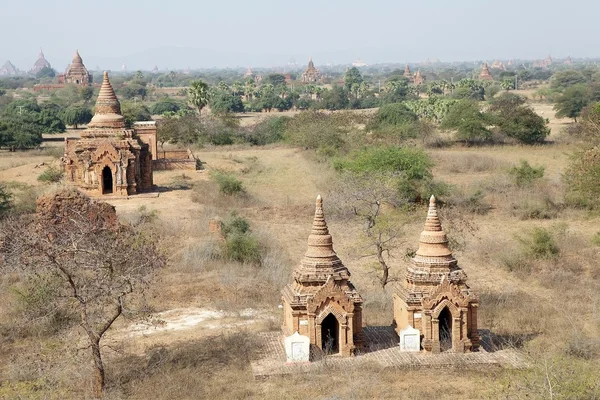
[58, 50, 91, 85]
[479, 63, 493, 81]
[301, 57, 322, 83]
[30, 48, 52, 74]
[403, 64, 412, 79]
[0, 60, 19, 76]
[413, 69, 425, 85]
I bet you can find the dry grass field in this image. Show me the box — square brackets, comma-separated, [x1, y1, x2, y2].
[1, 103, 599, 399]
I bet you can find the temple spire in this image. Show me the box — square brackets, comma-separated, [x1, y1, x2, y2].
[414, 195, 454, 262]
[304, 195, 335, 258]
[87, 71, 125, 129]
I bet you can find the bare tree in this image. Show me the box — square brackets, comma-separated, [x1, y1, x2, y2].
[0, 190, 165, 398]
[328, 172, 404, 288]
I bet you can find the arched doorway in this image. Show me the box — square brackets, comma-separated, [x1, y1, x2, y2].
[438, 307, 453, 352]
[102, 166, 113, 194]
[321, 314, 339, 355]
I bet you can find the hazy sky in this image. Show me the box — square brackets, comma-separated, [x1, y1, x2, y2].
[1, 0, 597, 70]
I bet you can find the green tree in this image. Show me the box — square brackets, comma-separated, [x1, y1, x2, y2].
[441, 100, 491, 143]
[263, 73, 286, 87]
[500, 78, 515, 91]
[37, 103, 67, 133]
[36, 66, 55, 79]
[550, 70, 587, 90]
[210, 90, 244, 114]
[344, 67, 364, 91]
[333, 146, 434, 202]
[150, 98, 183, 115]
[157, 112, 201, 146]
[0, 113, 44, 150]
[368, 103, 418, 130]
[62, 105, 93, 129]
[490, 93, 550, 143]
[321, 86, 349, 110]
[120, 83, 147, 100]
[188, 80, 211, 114]
[80, 86, 95, 104]
[120, 103, 152, 127]
[554, 84, 590, 122]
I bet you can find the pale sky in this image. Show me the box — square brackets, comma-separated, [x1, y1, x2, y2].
[1, 0, 597, 70]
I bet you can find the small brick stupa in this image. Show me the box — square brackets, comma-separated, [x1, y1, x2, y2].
[62, 72, 156, 196]
[282, 196, 363, 356]
[479, 63, 493, 81]
[393, 196, 479, 353]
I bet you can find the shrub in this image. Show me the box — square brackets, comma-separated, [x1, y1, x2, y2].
[222, 212, 250, 237]
[211, 171, 244, 196]
[367, 103, 418, 130]
[222, 232, 261, 263]
[0, 184, 12, 217]
[333, 146, 433, 181]
[592, 232, 600, 246]
[37, 165, 64, 183]
[334, 146, 434, 203]
[440, 100, 491, 143]
[150, 98, 182, 115]
[519, 227, 560, 259]
[284, 111, 352, 154]
[489, 93, 550, 144]
[509, 160, 545, 187]
[246, 116, 288, 146]
[565, 144, 600, 209]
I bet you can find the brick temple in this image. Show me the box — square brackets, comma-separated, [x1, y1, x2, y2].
[282, 196, 363, 356]
[62, 72, 156, 196]
[393, 196, 479, 353]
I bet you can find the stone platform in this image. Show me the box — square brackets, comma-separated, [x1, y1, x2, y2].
[251, 327, 529, 379]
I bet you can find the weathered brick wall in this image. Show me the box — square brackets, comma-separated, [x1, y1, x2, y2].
[152, 159, 196, 170]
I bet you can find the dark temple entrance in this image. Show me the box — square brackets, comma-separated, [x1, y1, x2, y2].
[439, 307, 453, 352]
[102, 166, 113, 194]
[321, 314, 339, 354]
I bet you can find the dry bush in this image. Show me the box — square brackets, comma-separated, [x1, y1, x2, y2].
[361, 288, 394, 326]
[105, 332, 262, 399]
[434, 153, 506, 174]
[482, 174, 563, 220]
[190, 179, 260, 209]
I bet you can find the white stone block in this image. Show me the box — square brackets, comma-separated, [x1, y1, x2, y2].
[399, 325, 421, 352]
[284, 331, 310, 363]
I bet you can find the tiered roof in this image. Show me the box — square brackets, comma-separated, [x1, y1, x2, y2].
[86, 72, 126, 131]
[292, 195, 351, 284]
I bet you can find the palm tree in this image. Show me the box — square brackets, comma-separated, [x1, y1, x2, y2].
[314, 87, 324, 100]
[232, 81, 243, 96]
[188, 80, 211, 115]
[217, 81, 229, 92]
[244, 79, 256, 101]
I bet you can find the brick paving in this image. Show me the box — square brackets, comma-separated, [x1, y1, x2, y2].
[251, 327, 529, 379]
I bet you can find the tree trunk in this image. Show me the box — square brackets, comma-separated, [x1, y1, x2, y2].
[90, 338, 105, 398]
[376, 241, 389, 289]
